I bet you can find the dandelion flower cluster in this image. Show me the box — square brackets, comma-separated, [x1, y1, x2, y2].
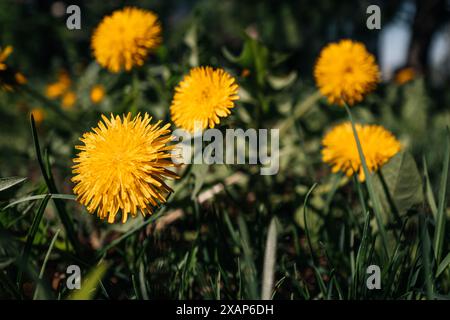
[322, 122, 401, 181]
[314, 40, 380, 106]
[72, 113, 177, 223]
[91, 7, 161, 73]
[170, 66, 239, 132]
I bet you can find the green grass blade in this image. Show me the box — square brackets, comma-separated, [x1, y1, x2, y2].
[420, 214, 434, 299]
[433, 127, 449, 263]
[16, 194, 51, 288]
[352, 211, 371, 299]
[237, 215, 258, 299]
[436, 253, 450, 278]
[0, 177, 27, 193]
[30, 114, 82, 257]
[261, 217, 278, 300]
[303, 183, 318, 263]
[344, 103, 390, 259]
[4, 193, 76, 210]
[33, 229, 61, 300]
[96, 207, 166, 258]
[68, 262, 108, 300]
[423, 157, 438, 217]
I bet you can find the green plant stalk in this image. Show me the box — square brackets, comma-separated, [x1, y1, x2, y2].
[420, 214, 434, 299]
[33, 229, 61, 300]
[303, 183, 318, 263]
[16, 194, 51, 289]
[30, 115, 83, 258]
[343, 103, 390, 260]
[433, 127, 449, 263]
[261, 217, 278, 300]
[129, 70, 140, 115]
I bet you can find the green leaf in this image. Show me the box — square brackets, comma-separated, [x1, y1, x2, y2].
[4, 193, 76, 210]
[434, 128, 450, 263]
[344, 103, 390, 260]
[373, 151, 423, 219]
[222, 36, 269, 87]
[436, 253, 450, 278]
[68, 262, 108, 300]
[17, 194, 51, 287]
[267, 71, 297, 90]
[30, 115, 82, 257]
[0, 177, 27, 193]
[33, 229, 61, 300]
[261, 217, 278, 300]
[423, 157, 438, 217]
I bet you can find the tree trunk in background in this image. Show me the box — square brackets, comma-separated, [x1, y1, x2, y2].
[407, 0, 447, 74]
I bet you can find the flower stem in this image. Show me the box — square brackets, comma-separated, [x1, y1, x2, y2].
[343, 102, 391, 261]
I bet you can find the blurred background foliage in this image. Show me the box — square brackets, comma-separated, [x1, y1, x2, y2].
[0, 0, 450, 300]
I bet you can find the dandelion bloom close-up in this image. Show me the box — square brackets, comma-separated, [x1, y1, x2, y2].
[72, 113, 177, 224]
[170, 66, 239, 132]
[314, 39, 381, 106]
[91, 7, 161, 73]
[322, 122, 401, 181]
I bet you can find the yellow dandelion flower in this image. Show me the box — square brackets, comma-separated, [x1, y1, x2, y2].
[91, 7, 161, 73]
[314, 40, 381, 106]
[394, 67, 415, 85]
[0, 46, 13, 71]
[72, 113, 178, 223]
[322, 122, 401, 181]
[45, 71, 71, 99]
[90, 84, 105, 104]
[170, 66, 239, 132]
[31, 108, 45, 124]
[62, 91, 76, 109]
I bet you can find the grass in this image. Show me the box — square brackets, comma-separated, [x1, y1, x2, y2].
[0, 3, 449, 301]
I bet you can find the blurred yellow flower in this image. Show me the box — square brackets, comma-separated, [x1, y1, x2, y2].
[314, 40, 380, 106]
[91, 7, 161, 73]
[394, 67, 415, 85]
[14, 72, 27, 85]
[62, 91, 76, 109]
[72, 113, 178, 223]
[170, 66, 239, 132]
[0, 46, 13, 71]
[31, 108, 45, 124]
[0, 45, 27, 91]
[46, 71, 71, 99]
[90, 84, 105, 104]
[322, 122, 401, 181]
